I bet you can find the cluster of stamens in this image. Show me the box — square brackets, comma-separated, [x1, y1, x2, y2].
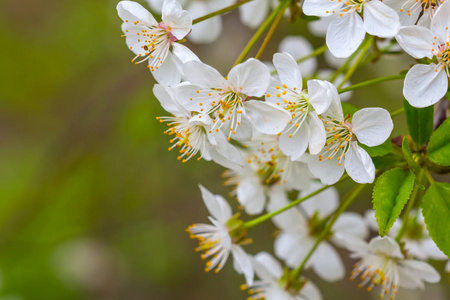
[325, 0, 367, 17]
[400, 0, 443, 18]
[351, 261, 398, 300]
[156, 115, 206, 163]
[186, 224, 230, 273]
[432, 30, 450, 77]
[317, 116, 353, 165]
[267, 84, 311, 139]
[122, 20, 176, 71]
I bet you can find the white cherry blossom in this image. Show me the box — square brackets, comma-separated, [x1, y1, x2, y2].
[117, 0, 195, 86]
[308, 98, 393, 185]
[348, 236, 440, 299]
[266, 52, 335, 160]
[153, 84, 243, 167]
[186, 185, 254, 284]
[245, 252, 322, 300]
[269, 182, 368, 281]
[302, 0, 400, 57]
[176, 59, 291, 140]
[395, 1, 450, 107]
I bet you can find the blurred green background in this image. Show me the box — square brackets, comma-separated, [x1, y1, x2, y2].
[0, 0, 448, 299]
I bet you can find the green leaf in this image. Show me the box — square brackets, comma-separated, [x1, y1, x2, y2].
[372, 153, 403, 170]
[427, 117, 450, 166]
[404, 100, 434, 148]
[373, 168, 416, 237]
[361, 139, 393, 157]
[421, 181, 450, 257]
[402, 137, 421, 172]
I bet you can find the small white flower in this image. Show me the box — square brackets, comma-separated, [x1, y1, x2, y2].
[395, 1, 450, 107]
[245, 252, 322, 300]
[303, 0, 400, 57]
[308, 99, 393, 185]
[266, 52, 336, 160]
[348, 236, 440, 299]
[176, 59, 291, 139]
[153, 84, 243, 166]
[186, 185, 254, 284]
[224, 133, 314, 215]
[269, 182, 368, 281]
[117, 0, 195, 86]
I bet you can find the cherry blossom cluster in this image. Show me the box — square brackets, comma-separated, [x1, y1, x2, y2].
[116, 0, 450, 299]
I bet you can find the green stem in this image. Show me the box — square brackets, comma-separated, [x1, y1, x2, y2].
[255, 1, 289, 59]
[193, 0, 254, 25]
[292, 184, 366, 279]
[270, 44, 327, 75]
[244, 175, 349, 229]
[329, 47, 360, 83]
[390, 106, 405, 117]
[234, 0, 290, 66]
[337, 36, 374, 89]
[337, 74, 405, 94]
[395, 169, 425, 242]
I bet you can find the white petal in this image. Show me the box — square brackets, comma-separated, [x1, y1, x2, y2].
[275, 233, 312, 268]
[383, 0, 420, 26]
[278, 36, 317, 77]
[344, 143, 375, 184]
[301, 281, 323, 300]
[307, 80, 335, 114]
[254, 252, 283, 279]
[175, 84, 214, 112]
[188, 2, 222, 44]
[236, 177, 266, 215]
[307, 154, 345, 185]
[238, 0, 269, 29]
[273, 52, 303, 90]
[199, 185, 232, 223]
[308, 112, 327, 155]
[302, 0, 343, 17]
[215, 133, 245, 166]
[245, 101, 291, 134]
[267, 187, 306, 232]
[326, 12, 366, 58]
[301, 181, 339, 219]
[431, 0, 450, 42]
[231, 246, 254, 285]
[311, 242, 345, 281]
[332, 212, 368, 247]
[369, 236, 403, 258]
[351, 107, 393, 147]
[228, 59, 271, 97]
[363, 1, 400, 38]
[183, 61, 226, 88]
[279, 123, 309, 161]
[161, 0, 192, 40]
[400, 260, 441, 283]
[395, 26, 434, 59]
[153, 84, 185, 116]
[403, 64, 448, 108]
[151, 51, 182, 86]
[308, 15, 337, 37]
[117, 1, 157, 26]
[397, 264, 426, 289]
[171, 43, 200, 65]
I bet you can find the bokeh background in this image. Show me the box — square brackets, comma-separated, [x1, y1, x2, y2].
[0, 0, 448, 299]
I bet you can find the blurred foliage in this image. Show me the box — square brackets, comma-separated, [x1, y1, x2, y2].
[0, 1, 448, 300]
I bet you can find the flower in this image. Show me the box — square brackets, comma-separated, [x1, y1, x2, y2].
[176, 59, 291, 139]
[307, 98, 393, 184]
[186, 185, 254, 284]
[145, 0, 235, 44]
[302, 0, 400, 57]
[268, 182, 368, 281]
[245, 252, 322, 300]
[224, 133, 314, 215]
[384, 0, 445, 27]
[153, 84, 243, 167]
[395, 1, 450, 107]
[348, 236, 440, 299]
[117, 0, 195, 86]
[266, 52, 335, 160]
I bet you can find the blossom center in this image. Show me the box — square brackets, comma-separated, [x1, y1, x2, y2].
[317, 116, 353, 165]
